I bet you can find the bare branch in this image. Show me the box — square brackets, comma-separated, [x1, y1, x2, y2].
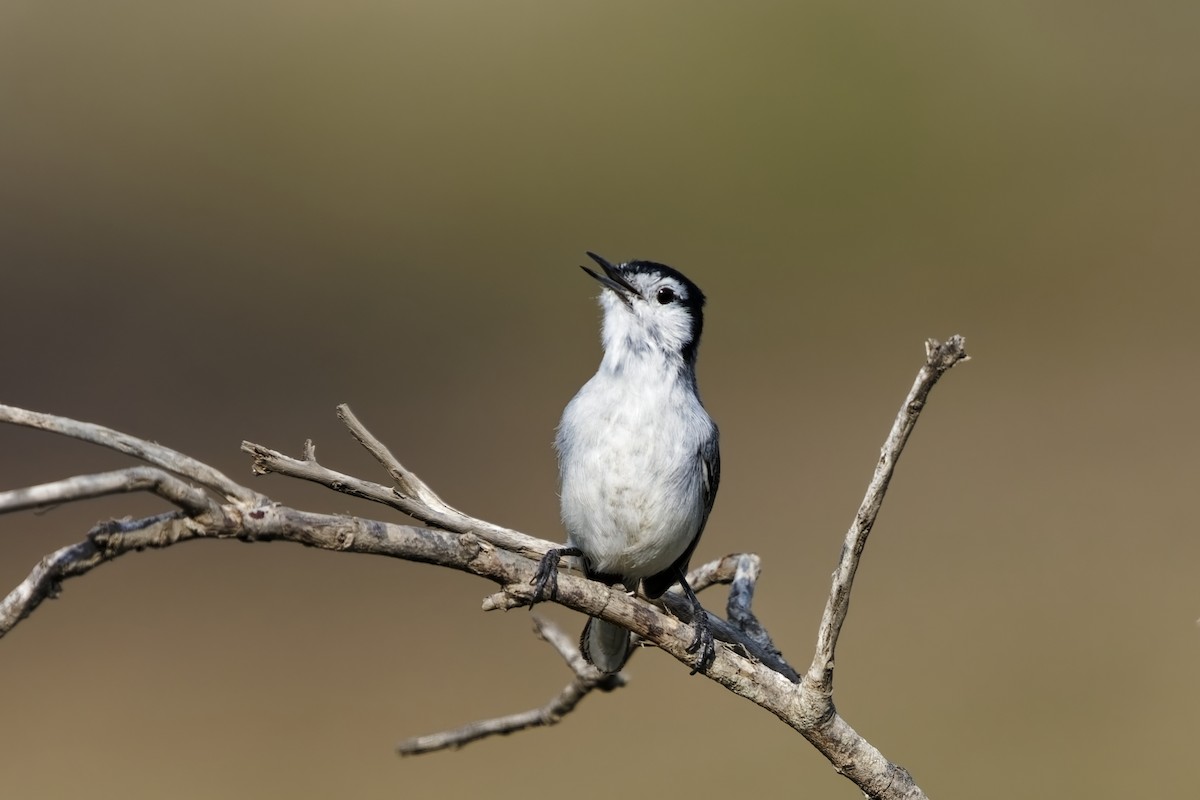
[336, 404, 455, 515]
[1, 512, 191, 636]
[0, 459, 231, 635]
[0, 404, 262, 505]
[807, 335, 969, 692]
[698, 554, 789, 674]
[533, 613, 601, 672]
[396, 616, 626, 755]
[479, 552, 799, 680]
[241, 439, 409, 508]
[0, 496, 727, 686]
[0, 467, 219, 517]
[483, 554, 749, 609]
[685, 553, 754, 592]
[659, 591, 799, 681]
[682, 553, 780, 659]
[240, 436, 560, 560]
[2, 540, 99, 635]
[2, 336, 969, 800]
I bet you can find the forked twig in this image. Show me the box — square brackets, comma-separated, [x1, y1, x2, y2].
[0, 467, 218, 517]
[396, 617, 626, 756]
[0, 404, 262, 505]
[336, 404, 455, 515]
[807, 336, 969, 692]
[241, 431, 558, 561]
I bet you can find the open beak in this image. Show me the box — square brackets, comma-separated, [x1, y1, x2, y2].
[581, 252, 638, 304]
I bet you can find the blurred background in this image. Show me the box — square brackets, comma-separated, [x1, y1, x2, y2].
[2, 1, 1198, 797]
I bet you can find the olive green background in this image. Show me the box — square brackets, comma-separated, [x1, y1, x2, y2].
[2, 2, 1198, 797]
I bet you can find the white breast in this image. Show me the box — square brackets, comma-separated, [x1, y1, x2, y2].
[556, 361, 713, 582]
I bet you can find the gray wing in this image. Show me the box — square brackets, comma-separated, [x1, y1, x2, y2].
[642, 425, 720, 599]
[697, 429, 721, 535]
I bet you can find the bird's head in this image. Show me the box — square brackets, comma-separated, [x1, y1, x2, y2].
[581, 251, 707, 367]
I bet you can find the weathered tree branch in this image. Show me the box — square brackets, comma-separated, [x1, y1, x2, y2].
[0, 467, 219, 517]
[479, 552, 800, 680]
[1, 511, 195, 636]
[807, 335, 969, 692]
[242, 423, 560, 561]
[336, 404, 458, 517]
[0, 335, 967, 800]
[0, 404, 262, 505]
[396, 616, 626, 756]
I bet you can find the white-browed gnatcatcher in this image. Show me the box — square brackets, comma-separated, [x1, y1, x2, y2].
[533, 252, 720, 673]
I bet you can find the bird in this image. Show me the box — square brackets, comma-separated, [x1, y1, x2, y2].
[532, 252, 721, 674]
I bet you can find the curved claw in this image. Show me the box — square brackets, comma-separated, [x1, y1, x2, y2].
[529, 546, 582, 606]
[674, 564, 717, 674]
[685, 611, 717, 674]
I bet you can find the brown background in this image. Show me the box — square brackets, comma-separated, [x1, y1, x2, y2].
[2, 2, 1198, 797]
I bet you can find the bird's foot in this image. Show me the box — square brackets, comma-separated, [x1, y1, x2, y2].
[674, 565, 717, 674]
[685, 608, 717, 675]
[529, 546, 582, 606]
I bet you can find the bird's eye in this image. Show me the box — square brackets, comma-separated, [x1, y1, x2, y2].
[656, 287, 677, 305]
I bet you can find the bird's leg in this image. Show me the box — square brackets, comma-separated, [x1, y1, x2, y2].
[675, 566, 717, 674]
[529, 546, 583, 605]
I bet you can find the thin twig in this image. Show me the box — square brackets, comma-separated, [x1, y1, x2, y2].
[336, 404, 455, 515]
[0, 404, 262, 505]
[658, 590, 798, 681]
[681, 553, 774, 651]
[806, 335, 969, 691]
[240, 438, 560, 560]
[481, 554, 800, 681]
[0, 512, 191, 636]
[684, 554, 743, 592]
[0, 467, 219, 517]
[396, 617, 626, 755]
